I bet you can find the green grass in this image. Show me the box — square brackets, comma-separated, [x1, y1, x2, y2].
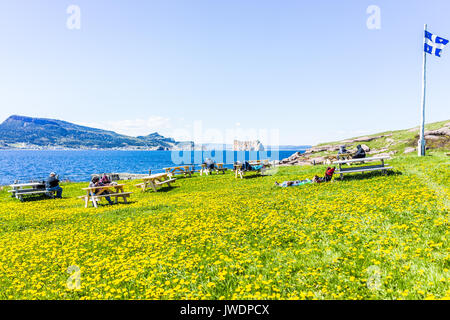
[0, 152, 448, 300]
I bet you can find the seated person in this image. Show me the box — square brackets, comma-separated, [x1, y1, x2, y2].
[252, 164, 264, 171]
[242, 161, 252, 171]
[240, 161, 264, 171]
[89, 176, 114, 205]
[101, 173, 111, 185]
[337, 145, 349, 160]
[324, 167, 335, 182]
[314, 166, 336, 183]
[46, 172, 63, 198]
[352, 145, 366, 159]
[203, 158, 216, 170]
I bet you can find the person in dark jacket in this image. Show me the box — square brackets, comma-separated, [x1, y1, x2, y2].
[46, 172, 63, 198]
[352, 145, 366, 159]
[204, 158, 216, 170]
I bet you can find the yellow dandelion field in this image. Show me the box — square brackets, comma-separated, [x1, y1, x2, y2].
[0, 154, 448, 300]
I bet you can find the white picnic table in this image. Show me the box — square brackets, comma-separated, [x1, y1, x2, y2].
[79, 184, 132, 208]
[333, 156, 393, 180]
[8, 182, 54, 201]
[135, 173, 176, 192]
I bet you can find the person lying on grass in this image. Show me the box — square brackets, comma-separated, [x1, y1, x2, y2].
[275, 179, 312, 187]
[275, 167, 336, 187]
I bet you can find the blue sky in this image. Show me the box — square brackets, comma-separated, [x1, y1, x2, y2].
[0, 0, 449, 145]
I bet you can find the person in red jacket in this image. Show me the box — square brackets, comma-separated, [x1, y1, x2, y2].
[312, 167, 336, 183]
[324, 167, 335, 182]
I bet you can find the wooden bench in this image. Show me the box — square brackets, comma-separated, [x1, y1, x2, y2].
[333, 156, 393, 180]
[8, 182, 56, 201]
[164, 165, 192, 178]
[234, 161, 271, 179]
[135, 173, 176, 192]
[80, 184, 132, 208]
[200, 163, 228, 175]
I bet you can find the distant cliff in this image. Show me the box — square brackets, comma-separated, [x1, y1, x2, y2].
[233, 140, 264, 151]
[0, 115, 192, 150]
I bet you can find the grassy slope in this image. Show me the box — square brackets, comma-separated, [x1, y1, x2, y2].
[0, 150, 448, 299]
[314, 120, 450, 157]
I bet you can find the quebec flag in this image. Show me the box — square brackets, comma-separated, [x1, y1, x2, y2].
[424, 30, 449, 57]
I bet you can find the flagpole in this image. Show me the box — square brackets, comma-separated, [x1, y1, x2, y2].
[418, 24, 427, 156]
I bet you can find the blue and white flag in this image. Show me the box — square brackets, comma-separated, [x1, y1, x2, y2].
[424, 30, 449, 57]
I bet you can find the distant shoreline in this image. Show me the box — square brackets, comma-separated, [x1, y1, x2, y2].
[0, 150, 300, 185]
[0, 148, 310, 152]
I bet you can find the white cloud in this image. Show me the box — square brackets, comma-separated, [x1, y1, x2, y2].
[77, 116, 172, 137]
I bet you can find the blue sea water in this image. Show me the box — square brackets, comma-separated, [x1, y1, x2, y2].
[0, 150, 302, 185]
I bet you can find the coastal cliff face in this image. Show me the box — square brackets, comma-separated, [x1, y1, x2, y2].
[233, 140, 265, 151]
[0, 115, 192, 150]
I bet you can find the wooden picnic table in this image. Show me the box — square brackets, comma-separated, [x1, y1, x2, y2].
[200, 163, 228, 175]
[333, 156, 393, 180]
[164, 165, 193, 178]
[79, 184, 132, 208]
[8, 182, 54, 201]
[135, 173, 176, 192]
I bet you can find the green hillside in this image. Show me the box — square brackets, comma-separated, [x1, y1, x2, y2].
[319, 120, 450, 153]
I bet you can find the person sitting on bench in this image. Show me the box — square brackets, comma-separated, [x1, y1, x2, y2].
[204, 158, 216, 170]
[46, 172, 63, 198]
[352, 145, 366, 159]
[89, 176, 114, 205]
[337, 145, 348, 160]
[101, 173, 111, 185]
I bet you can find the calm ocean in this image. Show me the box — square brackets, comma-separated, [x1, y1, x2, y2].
[0, 150, 302, 185]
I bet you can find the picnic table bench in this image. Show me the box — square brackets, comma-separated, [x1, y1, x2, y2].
[135, 173, 176, 192]
[200, 163, 228, 175]
[234, 160, 271, 179]
[164, 165, 193, 178]
[333, 156, 393, 180]
[79, 184, 132, 208]
[8, 182, 55, 201]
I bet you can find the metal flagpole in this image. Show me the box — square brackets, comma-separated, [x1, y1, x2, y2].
[418, 24, 427, 156]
